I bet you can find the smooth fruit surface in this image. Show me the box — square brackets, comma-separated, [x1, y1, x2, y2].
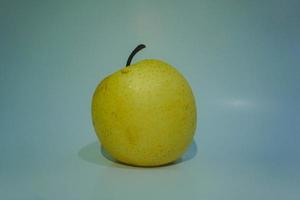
[92, 59, 196, 166]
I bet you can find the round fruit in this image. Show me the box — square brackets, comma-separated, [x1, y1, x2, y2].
[92, 45, 196, 166]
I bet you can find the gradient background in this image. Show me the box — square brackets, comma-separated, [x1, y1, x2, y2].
[1, 0, 300, 199]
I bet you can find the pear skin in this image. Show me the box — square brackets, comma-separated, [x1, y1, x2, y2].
[92, 45, 197, 167]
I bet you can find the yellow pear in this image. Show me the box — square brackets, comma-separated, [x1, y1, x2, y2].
[92, 44, 197, 167]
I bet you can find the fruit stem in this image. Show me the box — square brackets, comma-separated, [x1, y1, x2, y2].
[126, 44, 146, 67]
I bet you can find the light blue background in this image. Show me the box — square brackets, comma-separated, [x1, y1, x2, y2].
[1, 0, 299, 199]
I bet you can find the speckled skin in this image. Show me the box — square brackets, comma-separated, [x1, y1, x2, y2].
[92, 60, 197, 167]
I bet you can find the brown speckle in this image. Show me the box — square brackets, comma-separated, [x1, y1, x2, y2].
[121, 68, 130, 73]
[126, 127, 138, 145]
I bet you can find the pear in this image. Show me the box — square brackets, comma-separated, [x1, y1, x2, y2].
[92, 44, 197, 167]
